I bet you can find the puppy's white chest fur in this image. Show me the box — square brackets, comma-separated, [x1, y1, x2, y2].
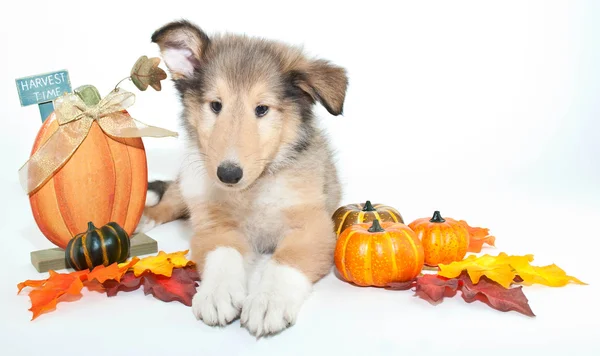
[179, 145, 300, 253]
[240, 175, 301, 253]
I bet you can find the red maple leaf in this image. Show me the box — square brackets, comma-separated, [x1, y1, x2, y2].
[387, 273, 535, 316]
[142, 267, 200, 306]
[386, 280, 417, 291]
[414, 274, 460, 304]
[102, 266, 200, 306]
[103, 271, 144, 297]
[387, 275, 459, 304]
[458, 273, 535, 316]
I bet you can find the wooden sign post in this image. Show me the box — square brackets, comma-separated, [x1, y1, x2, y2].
[31, 233, 158, 273]
[16, 70, 159, 273]
[15, 70, 72, 122]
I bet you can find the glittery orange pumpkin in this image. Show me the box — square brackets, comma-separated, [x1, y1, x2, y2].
[334, 219, 424, 287]
[28, 86, 147, 249]
[408, 211, 469, 266]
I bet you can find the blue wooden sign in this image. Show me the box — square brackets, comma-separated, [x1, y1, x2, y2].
[15, 70, 72, 122]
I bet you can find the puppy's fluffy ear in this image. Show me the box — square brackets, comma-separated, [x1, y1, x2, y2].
[151, 20, 210, 79]
[295, 59, 348, 116]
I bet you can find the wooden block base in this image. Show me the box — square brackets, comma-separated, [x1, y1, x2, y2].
[30, 233, 158, 273]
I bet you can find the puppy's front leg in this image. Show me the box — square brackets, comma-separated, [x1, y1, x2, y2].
[241, 206, 336, 337]
[191, 226, 251, 326]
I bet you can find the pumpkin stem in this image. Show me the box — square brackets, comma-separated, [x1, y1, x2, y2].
[75, 85, 102, 106]
[430, 211, 446, 223]
[368, 219, 385, 232]
[87, 221, 96, 231]
[362, 200, 376, 212]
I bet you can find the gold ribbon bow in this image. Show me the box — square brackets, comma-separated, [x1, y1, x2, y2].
[19, 88, 178, 194]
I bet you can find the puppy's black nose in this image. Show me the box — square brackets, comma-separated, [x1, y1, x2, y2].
[217, 162, 243, 184]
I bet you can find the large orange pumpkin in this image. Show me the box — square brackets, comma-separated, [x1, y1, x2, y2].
[334, 219, 424, 287]
[408, 211, 469, 267]
[332, 200, 404, 238]
[28, 86, 147, 249]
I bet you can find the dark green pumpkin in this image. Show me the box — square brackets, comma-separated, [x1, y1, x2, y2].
[65, 221, 130, 271]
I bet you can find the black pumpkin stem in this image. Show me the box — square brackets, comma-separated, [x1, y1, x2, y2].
[430, 211, 446, 223]
[87, 221, 96, 231]
[368, 219, 385, 232]
[362, 200, 376, 212]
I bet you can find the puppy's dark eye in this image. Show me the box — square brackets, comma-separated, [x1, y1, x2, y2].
[255, 105, 269, 117]
[210, 101, 222, 114]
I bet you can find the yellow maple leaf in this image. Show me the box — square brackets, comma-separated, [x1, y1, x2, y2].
[438, 252, 586, 289]
[520, 264, 586, 287]
[438, 254, 515, 288]
[133, 250, 193, 277]
[167, 250, 195, 268]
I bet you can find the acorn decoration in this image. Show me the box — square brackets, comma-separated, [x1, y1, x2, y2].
[65, 221, 131, 271]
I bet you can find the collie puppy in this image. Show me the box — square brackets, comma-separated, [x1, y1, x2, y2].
[136, 20, 348, 337]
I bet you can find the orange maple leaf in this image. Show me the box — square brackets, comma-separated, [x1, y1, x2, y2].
[17, 258, 140, 320]
[87, 257, 140, 284]
[17, 251, 193, 320]
[17, 270, 89, 320]
[458, 220, 496, 253]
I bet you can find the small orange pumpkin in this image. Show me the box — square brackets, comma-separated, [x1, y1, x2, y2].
[408, 211, 469, 266]
[332, 200, 404, 237]
[28, 86, 147, 249]
[334, 219, 424, 287]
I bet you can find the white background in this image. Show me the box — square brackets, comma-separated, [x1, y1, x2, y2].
[1, 0, 599, 355]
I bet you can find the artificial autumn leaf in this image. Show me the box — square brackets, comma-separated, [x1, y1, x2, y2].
[87, 263, 120, 284]
[17, 270, 89, 320]
[103, 270, 144, 297]
[439, 254, 516, 288]
[414, 274, 460, 304]
[103, 266, 200, 305]
[118, 257, 141, 272]
[438, 253, 586, 289]
[130, 55, 167, 91]
[458, 273, 535, 317]
[509, 259, 587, 287]
[86, 257, 141, 284]
[142, 266, 201, 306]
[184, 265, 201, 282]
[133, 250, 194, 277]
[387, 273, 535, 316]
[17, 279, 46, 293]
[387, 275, 459, 304]
[457, 220, 496, 253]
[83, 279, 107, 294]
[386, 280, 417, 291]
[467, 235, 496, 253]
[17, 252, 196, 320]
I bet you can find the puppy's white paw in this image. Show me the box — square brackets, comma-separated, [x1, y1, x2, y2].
[134, 213, 157, 234]
[241, 259, 312, 337]
[192, 247, 247, 326]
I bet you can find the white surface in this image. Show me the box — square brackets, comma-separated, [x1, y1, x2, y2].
[1, 0, 599, 355]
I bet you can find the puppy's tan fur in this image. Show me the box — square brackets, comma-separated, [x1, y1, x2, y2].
[138, 20, 347, 336]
